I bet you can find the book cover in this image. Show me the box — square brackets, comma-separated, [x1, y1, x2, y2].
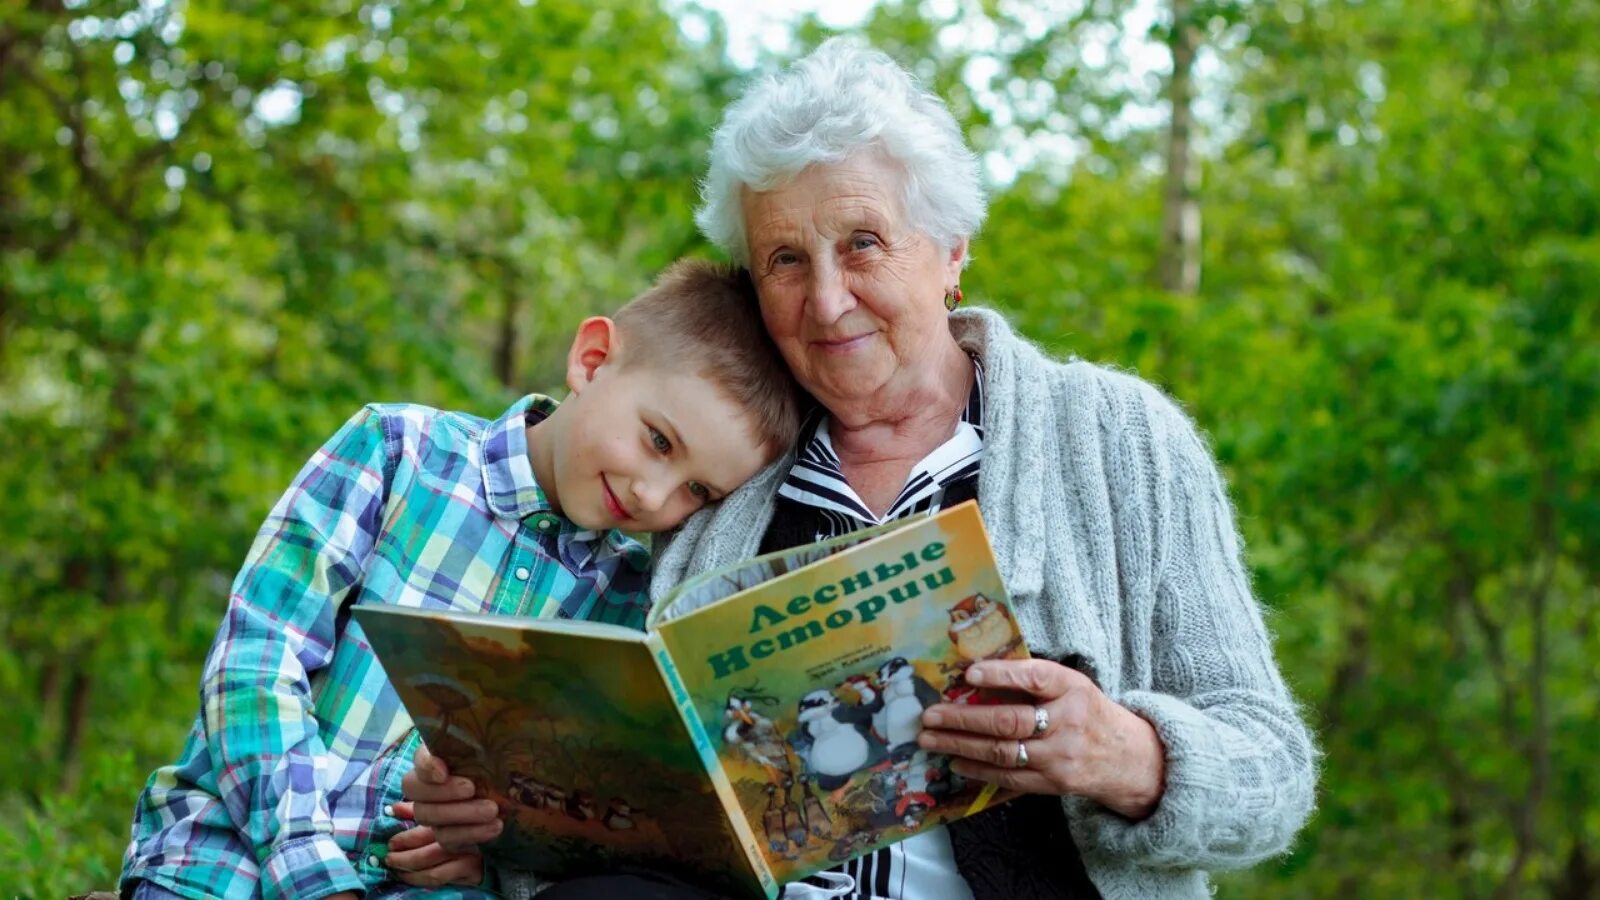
[655, 501, 1029, 885]
[355, 501, 1026, 896]
[352, 608, 770, 898]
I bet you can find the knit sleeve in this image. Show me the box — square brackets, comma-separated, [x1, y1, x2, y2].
[1071, 384, 1318, 870]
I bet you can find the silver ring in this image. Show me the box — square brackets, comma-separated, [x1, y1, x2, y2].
[1032, 706, 1050, 738]
[1014, 740, 1030, 769]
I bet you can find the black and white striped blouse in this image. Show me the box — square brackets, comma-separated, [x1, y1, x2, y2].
[767, 358, 984, 900]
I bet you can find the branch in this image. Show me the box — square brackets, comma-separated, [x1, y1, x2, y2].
[1469, 0, 1508, 92]
[1497, 493, 1559, 897]
[1455, 558, 1517, 740]
[13, 47, 135, 225]
[1316, 570, 1372, 736]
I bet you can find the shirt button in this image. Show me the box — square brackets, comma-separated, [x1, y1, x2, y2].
[367, 854, 381, 867]
[515, 567, 531, 581]
[383, 804, 394, 817]
[536, 518, 554, 531]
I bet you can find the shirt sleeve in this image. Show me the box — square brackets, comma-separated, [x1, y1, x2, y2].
[200, 406, 396, 900]
[1071, 384, 1319, 870]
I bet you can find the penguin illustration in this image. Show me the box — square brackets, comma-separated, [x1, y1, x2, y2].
[791, 689, 880, 790]
[723, 693, 792, 782]
[839, 673, 884, 717]
[543, 784, 567, 811]
[947, 593, 1021, 663]
[872, 657, 941, 761]
[507, 771, 550, 808]
[602, 797, 636, 830]
[891, 750, 940, 825]
[796, 773, 833, 838]
[762, 783, 788, 854]
[564, 789, 597, 821]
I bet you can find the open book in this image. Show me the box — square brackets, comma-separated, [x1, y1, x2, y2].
[354, 500, 1029, 899]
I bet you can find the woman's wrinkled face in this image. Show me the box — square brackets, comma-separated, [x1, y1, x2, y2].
[741, 152, 965, 413]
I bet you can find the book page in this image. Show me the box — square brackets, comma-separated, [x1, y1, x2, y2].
[354, 605, 765, 897]
[652, 502, 1029, 886]
[652, 520, 901, 626]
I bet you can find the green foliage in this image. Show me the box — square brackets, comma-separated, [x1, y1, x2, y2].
[2, 0, 1596, 896]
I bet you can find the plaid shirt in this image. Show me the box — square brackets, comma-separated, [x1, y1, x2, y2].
[122, 395, 651, 900]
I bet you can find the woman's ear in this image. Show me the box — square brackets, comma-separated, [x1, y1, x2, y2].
[945, 238, 970, 283]
[565, 317, 619, 394]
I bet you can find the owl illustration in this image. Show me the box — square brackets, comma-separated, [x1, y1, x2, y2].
[947, 593, 1021, 663]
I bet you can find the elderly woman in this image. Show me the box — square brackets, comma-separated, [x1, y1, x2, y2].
[401, 39, 1316, 900]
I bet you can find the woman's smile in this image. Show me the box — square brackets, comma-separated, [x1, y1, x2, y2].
[812, 331, 876, 354]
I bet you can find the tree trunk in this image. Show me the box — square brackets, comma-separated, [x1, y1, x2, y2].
[59, 663, 92, 793]
[1159, 0, 1201, 294]
[495, 264, 520, 389]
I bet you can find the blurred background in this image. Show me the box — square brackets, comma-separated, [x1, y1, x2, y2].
[2, 0, 1596, 895]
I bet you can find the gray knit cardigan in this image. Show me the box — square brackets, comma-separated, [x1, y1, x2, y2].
[647, 308, 1318, 899]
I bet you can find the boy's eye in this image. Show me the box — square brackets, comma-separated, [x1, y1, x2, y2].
[688, 481, 710, 501]
[649, 427, 671, 453]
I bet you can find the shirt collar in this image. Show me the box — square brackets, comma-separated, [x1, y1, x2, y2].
[481, 393, 563, 521]
[481, 394, 646, 574]
[780, 354, 985, 525]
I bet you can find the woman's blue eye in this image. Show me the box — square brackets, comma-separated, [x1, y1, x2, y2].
[850, 234, 878, 251]
[649, 428, 671, 453]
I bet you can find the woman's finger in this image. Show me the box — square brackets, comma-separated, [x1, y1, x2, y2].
[948, 757, 1062, 795]
[921, 701, 1055, 740]
[917, 727, 1037, 769]
[965, 659, 1085, 699]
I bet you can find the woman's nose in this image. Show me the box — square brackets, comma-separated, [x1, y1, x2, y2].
[807, 260, 854, 323]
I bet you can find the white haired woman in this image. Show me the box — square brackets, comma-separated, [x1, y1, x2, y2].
[401, 38, 1317, 900]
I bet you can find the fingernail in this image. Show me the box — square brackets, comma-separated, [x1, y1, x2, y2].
[922, 710, 943, 727]
[966, 666, 986, 685]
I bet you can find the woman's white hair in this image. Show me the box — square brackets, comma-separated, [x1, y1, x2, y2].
[695, 37, 987, 266]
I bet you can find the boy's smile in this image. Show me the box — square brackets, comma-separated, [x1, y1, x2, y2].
[600, 476, 630, 523]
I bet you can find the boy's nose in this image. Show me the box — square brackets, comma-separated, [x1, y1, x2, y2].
[631, 478, 670, 513]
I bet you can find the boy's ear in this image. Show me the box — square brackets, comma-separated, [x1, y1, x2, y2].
[566, 317, 620, 394]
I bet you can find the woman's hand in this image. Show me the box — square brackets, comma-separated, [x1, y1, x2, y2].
[386, 804, 485, 888]
[399, 743, 504, 851]
[917, 659, 1167, 820]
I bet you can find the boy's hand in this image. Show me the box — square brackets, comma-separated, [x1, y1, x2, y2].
[400, 743, 504, 852]
[385, 810, 485, 888]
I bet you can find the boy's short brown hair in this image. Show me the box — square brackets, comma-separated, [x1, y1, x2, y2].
[612, 259, 801, 456]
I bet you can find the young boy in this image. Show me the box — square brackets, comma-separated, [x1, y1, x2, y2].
[120, 260, 799, 900]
